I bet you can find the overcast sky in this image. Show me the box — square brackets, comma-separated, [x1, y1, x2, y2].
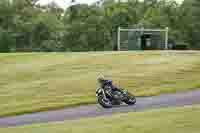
[39, 0, 184, 9]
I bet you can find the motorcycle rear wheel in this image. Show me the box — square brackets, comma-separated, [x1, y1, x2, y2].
[97, 95, 112, 108]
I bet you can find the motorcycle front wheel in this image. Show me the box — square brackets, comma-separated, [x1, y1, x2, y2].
[123, 92, 136, 105]
[97, 95, 112, 108]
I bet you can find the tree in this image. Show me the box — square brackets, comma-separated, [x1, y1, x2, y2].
[63, 4, 112, 51]
[0, 0, 199, 52]
[182, 0, 200, 49]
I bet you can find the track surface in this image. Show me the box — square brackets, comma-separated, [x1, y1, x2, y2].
[0, 90, 200, 128]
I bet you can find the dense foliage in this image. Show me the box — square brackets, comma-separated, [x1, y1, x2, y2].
[0, 0, 199, 52]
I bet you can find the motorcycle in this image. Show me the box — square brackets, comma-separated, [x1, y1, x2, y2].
[96, 78, 136, 108]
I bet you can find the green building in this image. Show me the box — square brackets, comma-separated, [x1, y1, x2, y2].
[118, 26, 169, 51]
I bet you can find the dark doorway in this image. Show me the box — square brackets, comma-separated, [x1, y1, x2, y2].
[141, 34, 151, 50]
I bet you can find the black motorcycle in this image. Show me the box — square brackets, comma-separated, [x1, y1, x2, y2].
[96, 78, 136, 108]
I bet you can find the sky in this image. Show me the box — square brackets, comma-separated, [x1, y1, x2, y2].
[38, 0, 184, 9]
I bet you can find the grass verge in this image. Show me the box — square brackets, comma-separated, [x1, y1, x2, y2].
[1, 51, 200, 117]
[0, 105, 200, 133]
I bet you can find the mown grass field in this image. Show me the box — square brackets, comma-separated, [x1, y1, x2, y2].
[0, 105, 200, 133]
[1, 51, 200, 117]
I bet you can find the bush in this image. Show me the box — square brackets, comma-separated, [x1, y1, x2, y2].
[172, 42, 190, 50]
[0, 30, 15, 52]
[41, 40, 64, 52]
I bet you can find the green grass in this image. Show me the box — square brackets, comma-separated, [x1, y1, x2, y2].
[1, 51, 200, 117]
[1, 105, 200, 133]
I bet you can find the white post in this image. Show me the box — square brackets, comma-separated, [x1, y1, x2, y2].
[141, 27, 144, 34]
[117, 27, 121, 51]
[165, 27, 169, 50]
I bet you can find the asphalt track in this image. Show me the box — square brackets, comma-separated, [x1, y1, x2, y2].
[0, 90, 200, 128]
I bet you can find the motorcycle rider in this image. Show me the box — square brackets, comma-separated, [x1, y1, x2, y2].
[97, 75, 122, 93]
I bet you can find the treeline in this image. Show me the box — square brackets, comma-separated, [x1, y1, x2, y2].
[0, 0, 199, 52]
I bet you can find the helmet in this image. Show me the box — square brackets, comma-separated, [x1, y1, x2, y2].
[97, 74, 106, 83]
